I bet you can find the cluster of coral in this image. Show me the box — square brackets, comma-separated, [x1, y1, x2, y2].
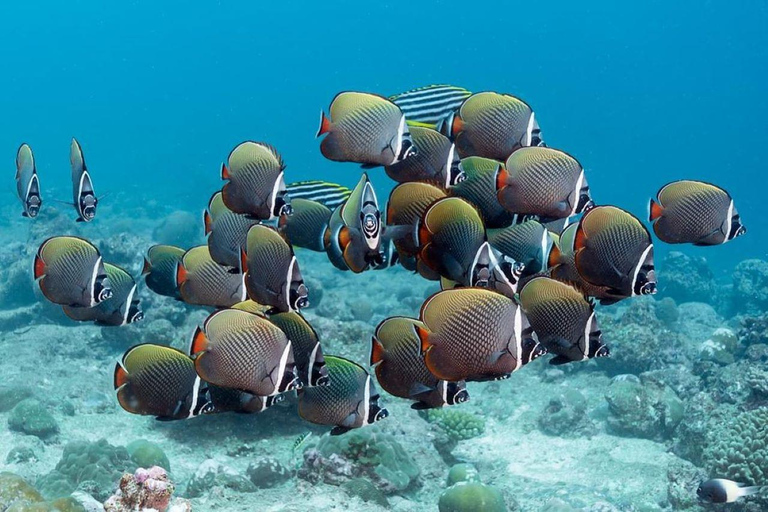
[1, 207, 767, 510]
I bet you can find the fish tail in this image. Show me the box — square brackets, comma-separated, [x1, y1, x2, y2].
[316, 110, 332, 137]
[370, 336, 385, 365]
[648, 198, 663, 221]
[451, 114, 464, 137]
[738, 485, 761, 498]
[141, 257, 152, 275]
[175, 262, 188, 286]
[189, 326, 209, 356]
[33, 254, 46, 279]
[113, 362, 129, 389]
[548, 243, 562, 268]
[203, 210, 213, 235]
[414, 324, 432, 353]
[221, 163, 230, 180]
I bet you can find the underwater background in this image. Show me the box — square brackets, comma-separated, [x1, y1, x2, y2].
[1, 1, 767, 511]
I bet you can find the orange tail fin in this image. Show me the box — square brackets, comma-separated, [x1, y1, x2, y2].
[370, 337, 385, 366]
[574, 225, 588, 252]
[548, 244, 562, 268]
[33, 254, 46, 279]
[239, 247, 248, 273]
[113, 363, 129, 389]
[451, 115, 465, 137]
[414, 325, 432, 354]
[189, 326, 209, 356]
[648, 199, 664, 221]
[495, 165, 510, 192]
[141, 257, 152, 275]
[221, 163, 230, 180]
[175, 262, 188, 286]
[203, 211, 213, 235]
[316, 111, 332, 137]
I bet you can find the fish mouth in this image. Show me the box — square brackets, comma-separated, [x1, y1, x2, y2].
[294, 296, 309, 310]
[275, 195, 293, 217]
[397, 138, 417, 162]
[98, 288, 113, 302]
[576, 191, 593, 214]
[595, 345, 610, 358]
[639, 282, 657, 295]
[313, 374, 331, 387]
[131, 311, 144, 323]
[83, 206, 96, 219]
[27, 206, 40, 217]
[372, 407, 389, 423]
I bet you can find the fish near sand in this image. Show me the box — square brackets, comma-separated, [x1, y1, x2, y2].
[34, 236, 112, 307]
[62, 263, 143, 326]
[142, 245, 185, 299]
[242, 224, 308, 313]
[189, 308, 299, 397]
[519, 276, 609, 365]
[114, 344, 213, 420]
[371, 316, 469, 409]
[297, 355, 388, 435]
[418, 288, 546, 382]
[697, 479, 760, 503]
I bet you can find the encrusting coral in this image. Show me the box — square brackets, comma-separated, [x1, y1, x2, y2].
[104, 466, 190, 512]
[702, 407, 768, 486]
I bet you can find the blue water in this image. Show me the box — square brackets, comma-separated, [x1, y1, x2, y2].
[3, 1, 766, 277]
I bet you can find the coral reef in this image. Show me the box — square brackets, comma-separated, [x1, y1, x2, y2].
[0, 472, 45, 510]
[341, 478, 390, 508]
[438, 481, 507, 512]
[245, 457, 290, 488]
[421, 408, 486, 441]
[8, 399, 59, 440]
[604, 380, 683, 440]
[731, 259, 768, 315]
[446, 464, 481, 486]
[299, 429, 420, 494]
[126, 440, 171, 472]
[702, 407, 768, 485]
[0, 385, 34, 412]
[658, 251, 716, 305]
[36, 440, 135, 501]
[666, 459, 707, 511]
[185, 460, 255, 498]
[599, 298, 690, 376]
[537, 388, 593, 437]
[104, 466, 190, 512]
[698, 327, 738, 365]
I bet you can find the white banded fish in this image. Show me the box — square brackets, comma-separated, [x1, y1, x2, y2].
[390, 85, 472, 126]
[287, 181, 352, 210]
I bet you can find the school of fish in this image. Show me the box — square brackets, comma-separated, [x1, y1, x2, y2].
[18, 84, 748, 448]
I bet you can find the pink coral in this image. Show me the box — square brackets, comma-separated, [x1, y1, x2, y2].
[104, 466, 176, 512]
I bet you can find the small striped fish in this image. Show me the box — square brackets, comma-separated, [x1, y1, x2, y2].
[390, 85, 472, 126]
[287, 181, 352, 210]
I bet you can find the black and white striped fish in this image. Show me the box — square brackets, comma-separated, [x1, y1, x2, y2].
[287, 181, 352, 210]
[390, 85, 472, 127]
